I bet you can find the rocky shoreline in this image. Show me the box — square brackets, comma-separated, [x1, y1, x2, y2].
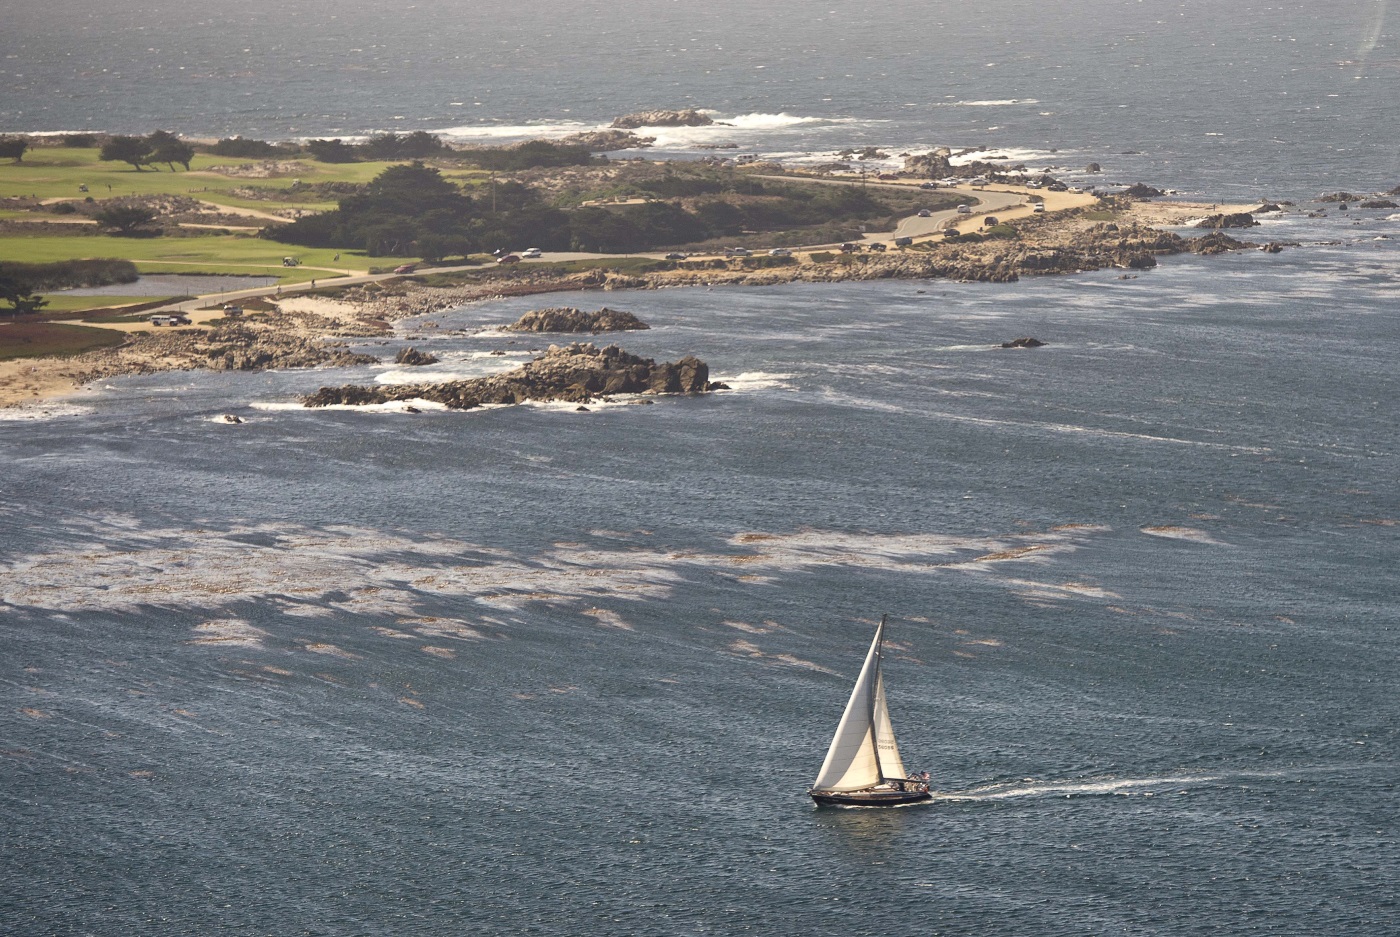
[3, 201, 1261, 410]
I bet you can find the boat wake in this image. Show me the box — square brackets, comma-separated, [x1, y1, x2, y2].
[930, 773, 1224, 802]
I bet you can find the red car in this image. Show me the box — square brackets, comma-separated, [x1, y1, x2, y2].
[496, 254, 520, 264]
[393, 264, 417, 274]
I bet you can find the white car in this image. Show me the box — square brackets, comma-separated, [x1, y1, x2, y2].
[521, 248, 543, 258]
[768, 248, 792, 257]
[956, 204, 972, 214]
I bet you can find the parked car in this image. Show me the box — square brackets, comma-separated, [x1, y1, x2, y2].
[982, 216, 999, 227]
[665, 252, 687, 260]
[839, 242, 860, 253]
[768, 248, 792, 257]
[392, 264, 417, 274]
[496, 254, 521, 264]
[919, 182, 938, 190]
[956, 204, 972, 214]
[1032, 202, 1046, 212]
[894, 236, 913, 247]
[943, 228, 961, 238]
[149, 314, 191, 326]
[868, 242, 887, 252]
[725, 247, 751, 256]
[221, 305, 243, 317]
[521, 248, 542, 258]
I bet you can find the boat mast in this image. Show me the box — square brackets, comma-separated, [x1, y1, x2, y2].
[869, 614, 887, 782]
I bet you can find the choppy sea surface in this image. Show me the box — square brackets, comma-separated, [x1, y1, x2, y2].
[3, 2, 1400, 935]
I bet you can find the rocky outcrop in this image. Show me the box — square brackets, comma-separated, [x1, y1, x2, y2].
[1195, 212, 1259, 229]
[504, 306, 650, 333]
[304, 343, 712, 410]
[1085, 163, 1103, 173]
[557, 129, 655, 151]
[1188, 231, 1252, 255]
[1123, 183, 1165, 198]
[1001, 337, 1045, 348]
[1256, 203, 1283, 213]
[1360, 199, 1399, 209]
[1318, 192, 1359, 203]
[610, 109, 714, 130]
[394, 347, 439, 366]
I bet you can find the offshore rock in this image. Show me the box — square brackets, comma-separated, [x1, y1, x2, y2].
[504, 306, 651, 333]
[1188, 231, 1253, 255]
[610, 109, 714, 130]
[1000, 337, 1045, 348]
[394, 347, 439, 366]
[304, 342, 711, 410]
[1195, 212, 1259, 229]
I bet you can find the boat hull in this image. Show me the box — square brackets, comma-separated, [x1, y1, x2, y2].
[810, 788, 933, 807]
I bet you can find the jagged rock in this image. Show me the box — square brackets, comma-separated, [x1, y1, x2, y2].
[504, 306, 650, 333]
[556, 129, 655, 151]
[1189, 231, 1251, 255]
[304, 343, 710, 410]
[1360, 199, 1399, 209]
[394, 346, 439, 366]
[1257, 202, 1283, 213]
[1318, 192, 1359, 202]
[610, 109, 714, 130]
[1123, 183, 1165, 198]
[1000, 337, 1045, 348]
[1085, 163, 1103, 173]
[1195, 212, 1259, 229]
[1261, 242, 1285, 253]
[218, 413, 244, 424]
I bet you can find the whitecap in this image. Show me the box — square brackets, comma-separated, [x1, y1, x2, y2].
[0, 402, 94, 421]
[250, 399, 449, 413]
[712, 371, 796, 392]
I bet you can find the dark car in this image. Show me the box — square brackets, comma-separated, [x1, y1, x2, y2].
[665, 252, 687, 260]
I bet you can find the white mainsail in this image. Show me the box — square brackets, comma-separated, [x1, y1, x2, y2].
[812, 617, 907, 792]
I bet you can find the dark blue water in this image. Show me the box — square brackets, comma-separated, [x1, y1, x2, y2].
[3, 1, 1398, 196]
[3, 207, 1399, 933]
[4, 3, 1400, 933]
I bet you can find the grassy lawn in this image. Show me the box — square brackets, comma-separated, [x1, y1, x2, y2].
[0, 321, 127, 361]
[0, 147, 487, 215]
[34, 294, 167, 314]
[0, 233, 413, 279]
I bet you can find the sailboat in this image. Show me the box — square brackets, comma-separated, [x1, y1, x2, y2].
[809, 615, 932, 807]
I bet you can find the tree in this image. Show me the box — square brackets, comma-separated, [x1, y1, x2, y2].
[147, 131, 195, 171]
[100, 135, 152, 171]
[94, 205, 159, 234]
[0, 265, 49, 316]
[307, 139, 358, 163]
[0, 136, 29, 164]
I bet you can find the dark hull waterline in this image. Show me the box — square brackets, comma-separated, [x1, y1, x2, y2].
[810, 788, 933, 807]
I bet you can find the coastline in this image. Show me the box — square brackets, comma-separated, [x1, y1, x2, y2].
[0, 198, 1261, 413]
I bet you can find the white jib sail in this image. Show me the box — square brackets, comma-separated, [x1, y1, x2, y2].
[812, 620, 905, 792]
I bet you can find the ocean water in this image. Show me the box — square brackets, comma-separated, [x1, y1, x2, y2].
[3, 1, 1399, 196]
[4, 3, 1400, 935]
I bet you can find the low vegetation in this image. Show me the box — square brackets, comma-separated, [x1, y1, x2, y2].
[0, 322, 126, 360]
